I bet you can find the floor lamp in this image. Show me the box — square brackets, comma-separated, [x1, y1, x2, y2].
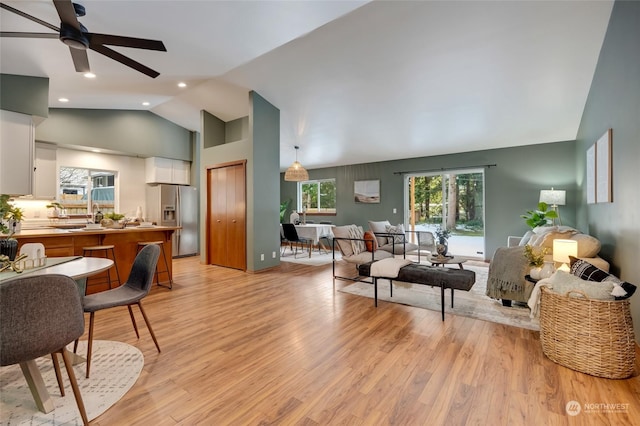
[539, 188, 566, 225]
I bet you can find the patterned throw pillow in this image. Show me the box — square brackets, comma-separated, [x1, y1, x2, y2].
[363, 231, 378, 252]
[384, 224, 406, 244]
[347, 225, 366, 255]
[569, 256, 637, 300]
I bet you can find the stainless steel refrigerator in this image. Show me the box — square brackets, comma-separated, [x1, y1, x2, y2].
[145, 184, 198, 257]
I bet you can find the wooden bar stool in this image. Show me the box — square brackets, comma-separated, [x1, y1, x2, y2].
[136, 241, 173, 289]
[82, 245, 121, 292]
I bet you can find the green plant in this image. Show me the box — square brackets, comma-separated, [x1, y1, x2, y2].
[1, 194, 24, 234]
[520, 202, 558, 229]
[46, 201, 64, 209]
[104, 212, 125, 221]
[524, 244, 548, 267]
[279, 199, 291, 223]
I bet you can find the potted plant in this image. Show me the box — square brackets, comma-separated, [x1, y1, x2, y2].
[521, 202, 558, 229]
[523, 244, 548, 279]
[46, 201, 65, 218]
[0, 194, 21, 259]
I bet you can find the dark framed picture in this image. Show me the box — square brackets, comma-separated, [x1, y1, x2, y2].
[354, 180, 380, 203]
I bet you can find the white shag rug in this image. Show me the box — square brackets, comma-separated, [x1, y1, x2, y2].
[339, 263, 540, 331]
[1, 340, 143, 425]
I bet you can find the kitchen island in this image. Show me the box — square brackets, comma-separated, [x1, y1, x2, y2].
[12, 226, 177, 294]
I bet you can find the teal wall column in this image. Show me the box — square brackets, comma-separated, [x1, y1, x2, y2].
[0, 74, 49, 118]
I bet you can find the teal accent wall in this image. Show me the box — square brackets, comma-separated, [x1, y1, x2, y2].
[0, 74, 49, 118]
[35, 108, 192, 160]
[198, 92, 279, 272]
[282, 140, 577, 261]
[575, 0, 640, 341]
[250, 92, 280, 270]
[202, 110, 225, 148]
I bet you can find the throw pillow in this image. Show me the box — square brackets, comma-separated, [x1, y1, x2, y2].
[384, 224, 406, 244]
[347, 225, 366, 255]
[518, 230, 534, 246]
[368, 220, 391, 246]
[570, 233, 601, 258]
[331, 225, 354, 256]
[363, 231, 378, 252]
[569, 256, 637, 300]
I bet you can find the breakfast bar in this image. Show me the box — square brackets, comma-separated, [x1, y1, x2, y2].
[12, 226, 177, 294]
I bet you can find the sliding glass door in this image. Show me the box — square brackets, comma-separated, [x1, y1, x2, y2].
[404, 169, 485, 258]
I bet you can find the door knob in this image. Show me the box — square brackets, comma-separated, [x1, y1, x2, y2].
[232, 220, 236, 223]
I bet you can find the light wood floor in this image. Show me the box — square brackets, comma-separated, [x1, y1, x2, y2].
[88, 256, 640, 425]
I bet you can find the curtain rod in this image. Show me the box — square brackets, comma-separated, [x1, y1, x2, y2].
[393, 164, 497, 175]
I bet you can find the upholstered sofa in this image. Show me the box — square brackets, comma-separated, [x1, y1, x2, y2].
[486, 226, 609, 305]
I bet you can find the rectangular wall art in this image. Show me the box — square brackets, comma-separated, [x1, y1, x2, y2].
[354, 180, 380, 203]
[595, 129, 612, 203]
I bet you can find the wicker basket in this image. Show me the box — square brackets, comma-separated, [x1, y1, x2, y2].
[539, 286, 636, 379]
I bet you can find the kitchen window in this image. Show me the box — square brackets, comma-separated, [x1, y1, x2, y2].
[298, 178, 336, 214]
[58, 167, 117, 215]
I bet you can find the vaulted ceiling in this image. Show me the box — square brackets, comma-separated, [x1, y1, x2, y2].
[0, 1, 613, 170]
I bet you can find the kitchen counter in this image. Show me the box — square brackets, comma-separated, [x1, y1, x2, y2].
[12, 226, 178, 294]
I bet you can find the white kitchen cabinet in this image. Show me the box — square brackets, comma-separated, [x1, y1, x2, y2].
[145, 157, 190, 185]
[33, 143, 57, 199]
[0, 110, 34, 196]
[171, 159, 190, 185]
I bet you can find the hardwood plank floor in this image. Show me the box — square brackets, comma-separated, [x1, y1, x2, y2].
[88, 256, 640, 425]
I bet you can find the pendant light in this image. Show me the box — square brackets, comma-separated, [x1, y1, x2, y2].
[284, 146, 309, 181]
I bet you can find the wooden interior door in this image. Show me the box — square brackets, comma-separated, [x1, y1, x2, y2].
[207, 161, 246, 270]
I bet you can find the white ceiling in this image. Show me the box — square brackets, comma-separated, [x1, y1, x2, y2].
[0, 1, 613, 171]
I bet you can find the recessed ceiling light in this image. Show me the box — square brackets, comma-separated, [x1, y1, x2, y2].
[142, 101, 150, 106]
[84, 72, 96, 79]
[58, 98, 69, 103]
[178, 82, 187, 88]
[91, 149, 101, 153]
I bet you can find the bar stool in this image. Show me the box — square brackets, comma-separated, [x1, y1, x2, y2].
[136, 241, 173, 289]
[82, 245, 121, 292]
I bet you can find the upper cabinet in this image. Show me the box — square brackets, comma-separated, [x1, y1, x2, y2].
[145, 157, 190, 185]
[0, 110, 34, 196]
[33, 143, 57, 199]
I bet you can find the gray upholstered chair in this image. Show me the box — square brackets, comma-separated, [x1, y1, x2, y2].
[1, 274, 88, 425]
[80, 244, 161, 377]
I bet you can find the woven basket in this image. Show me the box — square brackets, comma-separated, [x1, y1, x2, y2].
[539, 286, 636, 379]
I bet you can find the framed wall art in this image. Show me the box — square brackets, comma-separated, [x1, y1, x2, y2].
[586, 143, 596, 204]
[354, 180, 380, 203]
[595, 129, 612, 203]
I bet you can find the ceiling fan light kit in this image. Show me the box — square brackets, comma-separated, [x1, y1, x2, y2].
[0, 0, 166, 77]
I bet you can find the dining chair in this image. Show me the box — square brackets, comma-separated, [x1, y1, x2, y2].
[1, 274, 89, 425]
[281, 223, 312, 258]
[80, 244, 161, 378]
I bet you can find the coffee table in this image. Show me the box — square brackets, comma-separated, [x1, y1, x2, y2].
[426, 255, 467, 270]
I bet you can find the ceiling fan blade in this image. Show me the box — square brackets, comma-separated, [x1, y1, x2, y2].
[89, 33, 166, 51]
[69, 46, 90, 72]
[0, 2, 59, 32]
[53, 0, 81, 31]
[90, 44, 160, 78]
[0, 32, 58, 39]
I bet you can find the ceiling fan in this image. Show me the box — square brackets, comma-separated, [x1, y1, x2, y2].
[0, 0, 166, 78]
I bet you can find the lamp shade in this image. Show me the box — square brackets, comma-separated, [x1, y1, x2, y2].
[539, 188, 566, 206]
[284, 146, 309, 182]
[553, 239, 578, 269]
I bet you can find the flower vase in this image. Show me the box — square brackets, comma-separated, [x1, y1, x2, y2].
[539, 261, 555, 279]
[436, 239, 448, 256]
[529, 266, 542, 280]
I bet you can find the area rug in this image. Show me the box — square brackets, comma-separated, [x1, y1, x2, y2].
[0, 340, 143, 425]
[280, 250, 340, 266]
[339, 262, 540, 331]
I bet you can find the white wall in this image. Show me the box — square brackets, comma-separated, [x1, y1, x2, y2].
[13, 147, 147, 226]
[57, 149, 146, 218]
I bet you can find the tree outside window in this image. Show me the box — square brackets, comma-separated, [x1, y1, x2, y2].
[299, 179, 336, 214]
